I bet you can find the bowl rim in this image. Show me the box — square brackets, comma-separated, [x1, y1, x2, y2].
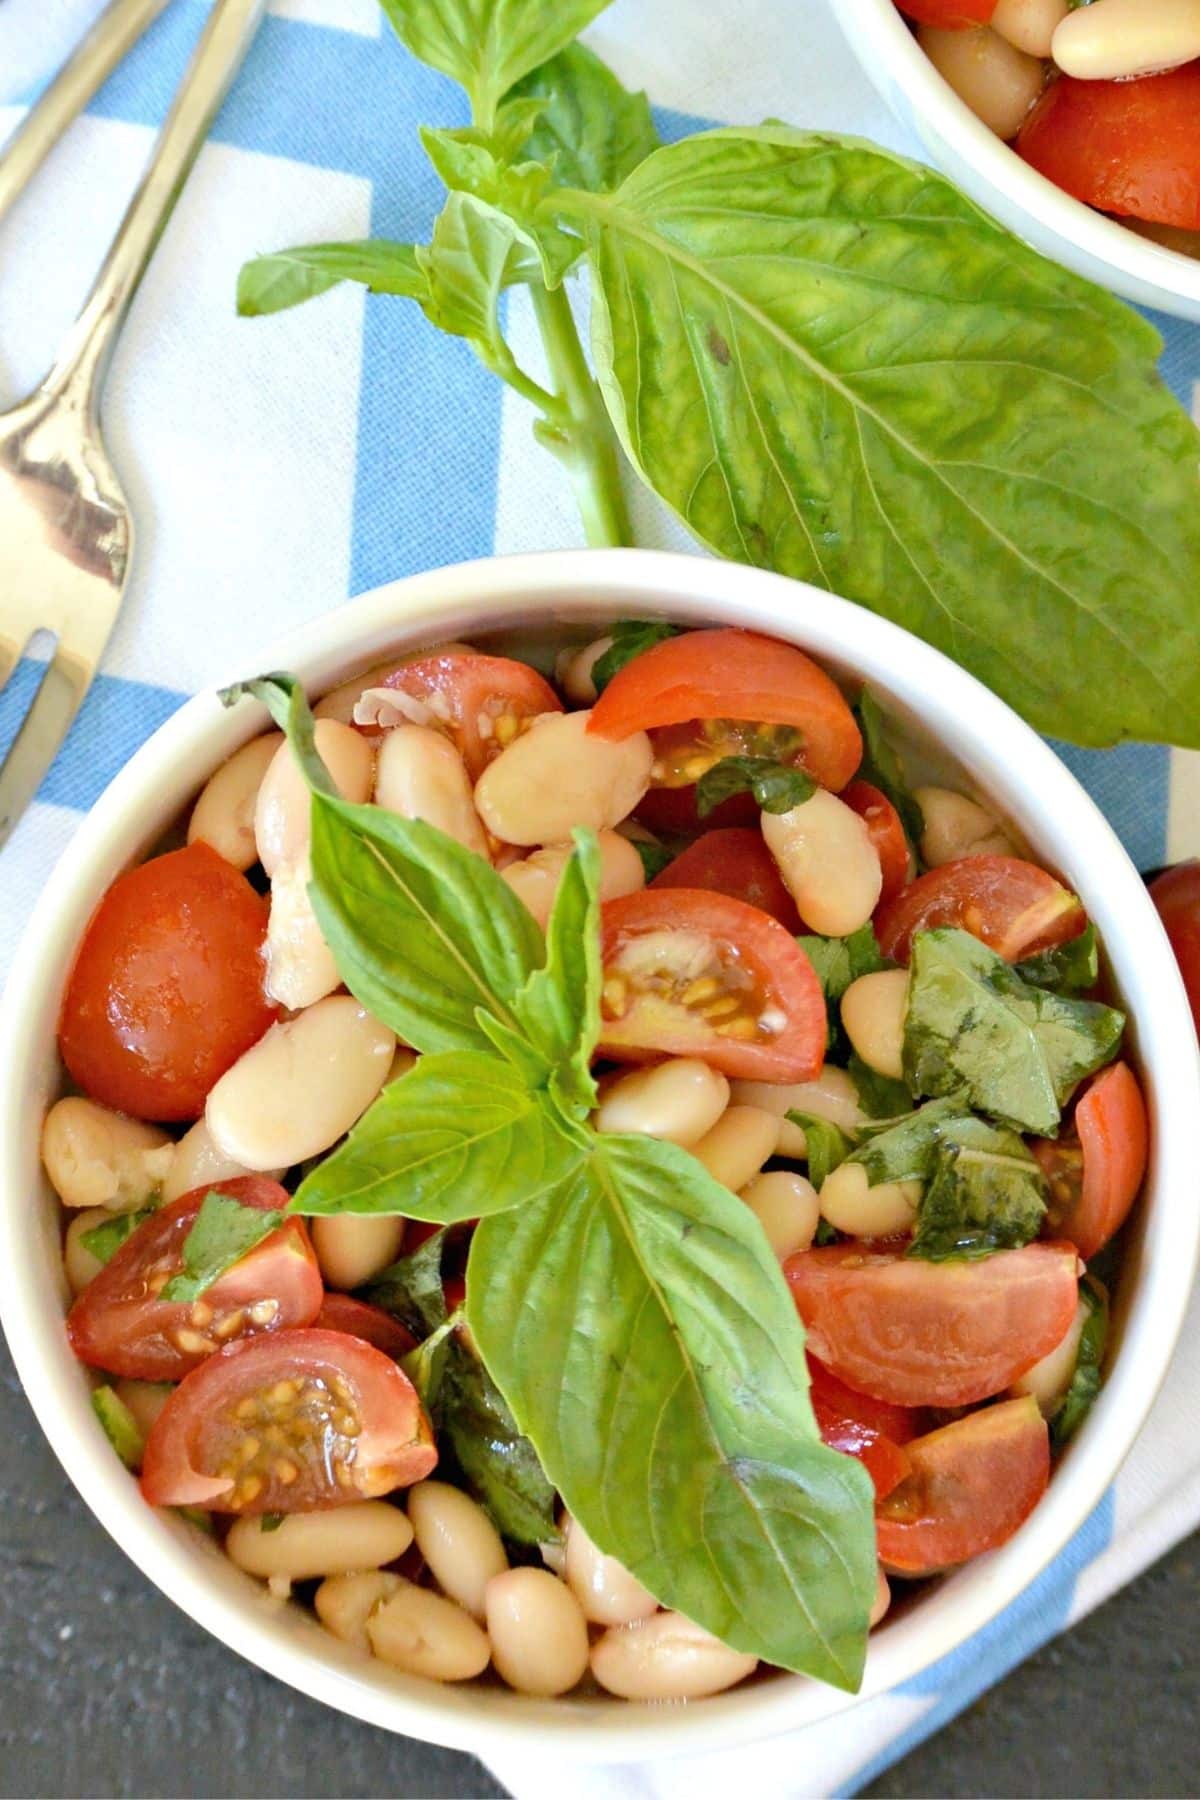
[2, 545, 1198, 1764]
[836, 0, 1200, 310]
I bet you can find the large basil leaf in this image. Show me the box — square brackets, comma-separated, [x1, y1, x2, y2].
[909, 1118, 1048, 1261]
[904, 929, 1125, 1135]
[513, 830, 602, 1118]
[849, 1094, 966, 1185]
[236, 241, 427, 317]
[513, 42, 659, 194]
[468, 1136, 876, 1686]
[568, 128, 1200, 748]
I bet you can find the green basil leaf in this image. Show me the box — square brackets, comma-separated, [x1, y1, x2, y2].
[419, 137, 579, 287]
[854, 690, 923, 848]
[469, 1137, 876, 1686]
[91, 1386, 144, 1470]
[570, 127, 1200, 748]
[439, 1338, 558, 1543]
[1014, 923, 1099, 996]
[798, 923, 889, 1004]
[849, 1094, 967, 1186]
[79, 1207, 155, 1267]
[590, 619, 680, 693]
[786, 1111, 854, 1189]
[908, 1118, 1048, 1261]
[846, 1052, 912, 1120]
[903, 929, 1125, 1135]
[236, 240, 428, 317]
[363, 1228, 450, 1337]
[1050, 1276, 1108, 1448]
[291, 1052, 581, 1220]
[160, 1193, 284, 1304]
[632, 838, 675, 881]
[813, 1217, 839, 1246]
[513, 829, 602, 1118]
[513, 41, 660, 194]
[696, 755, 815, 819]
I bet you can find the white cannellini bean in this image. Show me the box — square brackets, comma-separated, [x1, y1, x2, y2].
[871, 1567, 892, 1628]
[501, 829, 645, 929]
[591, 1612, 758, 1701]
[312, 645, 479, 727]
[373, 724, 490, 857]
[206, 996, 394, 1171]
[595, 1058, 730, 1148]
[563, 1514, 658, 1627]
[315, 1569, 403, 1651]
[840, 970, 910, 1082]
[41, 1098, 173, 1212]
[919, 25, 1046, 139]
[226, 1502, 413, 1580]
[691, 1105, 780, 1193]
[991, 0, 1069, 56]
[730, 1067, 867, 1157]
[113, 1380, 172, 1439]
[914, 786, 1013, 868]
[820, 1163, 922, 1238]
[407, 1481, 508, 1621]
[255, 720, 374, 877]
[367, 1580, 491, 1681]
[1052, 0, 1200, 79]
[188, 733, 284, 871]
[312, 1215, 406, 1292]
[63, 1208, 113, 1294]
[555, 636, 614, 706]
[485, 1568, 590, 1697]
[264, 854, 341, 1011]
[1012, 1297, 1089, 1413]
[761, 789, 882, 937]
[474, 709, 653, 846]
[740, 1171, 821, 1260]
[161, 1119, 277, 1204]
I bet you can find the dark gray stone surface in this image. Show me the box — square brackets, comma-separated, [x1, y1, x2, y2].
[3, 1332, 1196, 1799]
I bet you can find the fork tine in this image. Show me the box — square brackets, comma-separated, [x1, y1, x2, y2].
[0, 650, 93, 850]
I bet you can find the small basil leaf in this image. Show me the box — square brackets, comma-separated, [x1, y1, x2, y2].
[418, 150, 578, 290]
[590, 619, 680, 693]
[160, 1193, 284, 1304]
[79, 1207, 155, 1267]
[1014, 923, 1099, 996]
[1050, 1277, 1108, 1448]
[786, 1111, 854, 1190]
[908, 1118, 1048, 1261]
[401, 1311, 460, 1409]
[513, 829, 602, 1118]
[696, 755, 815, 820]
[513, 41, 660, 194]
[846, 1052, 912, 1120]
[362, 1229, 450, 1338]
[854, 690, 923, 848]
[236, 241, 428, 317]
[798, 924, 889, 1005]
[91, 1386, 144, 1471]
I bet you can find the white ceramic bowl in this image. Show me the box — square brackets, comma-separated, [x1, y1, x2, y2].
[836, 0, 1200, 322]
[1, 548, 1197, 1763]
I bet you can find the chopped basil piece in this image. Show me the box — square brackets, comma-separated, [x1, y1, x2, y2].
[160, 1192, 285, 1304]
[695, 755, 815, 819]
[91, 1386, 143, 1470]
[591, 620, 680, 692]
[1050, 1278, 1109, 1448]
[79, 1207, 155, 1267]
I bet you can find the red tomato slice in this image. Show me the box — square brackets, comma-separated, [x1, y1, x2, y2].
[588, 629, 863, 792]
[785, 1242, 1079, 1407]
[1149, 862, 1200, 1037]
[58, 842, 277, 1123]
[875, 856, 1086, 964]
[1017, 67, 1200, 231]
[599, 889, 826, 1082]
[379, 652, 561, 780]
[67, 1178, 322, 1381]
[875, 1396, 1050, 1574]
[315, 1293, 417, 1360]
[809, 1358, 925, 1501]
[634, 783, 759, 837]
[895, 0, 996, 25]
[843, 781, 911, 908]
[650, 828, 802, 930]
[140, 1327, 436, 1513]
[1032, 1061, 1148, 1261]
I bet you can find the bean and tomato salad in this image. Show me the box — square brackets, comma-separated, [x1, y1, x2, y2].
[44, 623, 1155, 1701]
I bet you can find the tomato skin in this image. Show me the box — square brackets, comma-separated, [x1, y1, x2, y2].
[382, 653, 561, 780]
[588, 629, 862, 792]
[875, 1396, 1050, 1574]
[843, 782, 911, 908]
[67, 1178, 322, 1381]
[650, 828, 802, 930]
[875, 855, 1086, 964]
[895, 0, 996, 25]
[1033, 1061, 1148, 1261]
[1148, 862, 1200, 1037]
[58, 842, 277, 1123]
[785, 1242, 1079, 1407]
[599, 889, 827, 1082]
[1017, 67, 1200, 232]
[315, 1293, 417, 1360]
[140, 1327, 437, 1513]
[809, 1358, 925, 1501]
[635, 782, 758, 837]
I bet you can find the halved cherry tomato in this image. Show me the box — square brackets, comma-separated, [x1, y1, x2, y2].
[67, 1178, 322, 1381]
[58, 842, 277, 1123]
[140, 1327, 436, 1513]
[785, 1242, 1079, 1407]
[1017, 66, 1200, 231]
[634, 783, 758, 837]
[843, 781, 911, 908]
[315, 1293, 416, 1360]
[599, 889, 826, 1082]
[1032, 1061, 1148, 1262]
[875, 1396, 1050, 1574]
[588, 629, 863, 793]
[379, 652, 561, 780]
[650, 828, 802, 931]
[1148, 862, 1200, 1036]
[809, 1358, 925, 1501]
[895, 0, 996, 25]
[875, 856, 1086, 964]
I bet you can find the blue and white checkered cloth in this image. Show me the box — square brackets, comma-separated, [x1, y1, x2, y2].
[2, 3, 1198, 1793]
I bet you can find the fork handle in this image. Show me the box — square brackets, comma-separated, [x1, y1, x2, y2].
[44, 0, 266, 413]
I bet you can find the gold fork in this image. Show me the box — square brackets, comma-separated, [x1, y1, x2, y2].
[0, 0, 265, 849]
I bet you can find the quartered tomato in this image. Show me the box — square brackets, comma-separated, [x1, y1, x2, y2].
[784, 1242, 1079, 1407]
[315, 1293, 417, 1361]
[377, 652, 562, 780]
[1017, 66, 1200, 231]
[599, 889, 826, 1082]
[140, 1327, 436, 1513]
[1148, 861, 1200, 1036]
[1033, 1061, 1148, 1261]
[875, 1397, 1050, 1574]
[67, 1179, 322, 1381]
[809, 1358, 924, 1501]
[875, 855, 1086, 964]
[58, 843, 277, 1122]
[843, 782, 911, 907]
[650, 828, 802, 931]
[635, 782, 758, 837]
[895, 0, 996, 25]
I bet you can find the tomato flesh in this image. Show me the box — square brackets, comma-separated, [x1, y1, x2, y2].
[809, 1358, 925, 1501]
[141, 1327, 436, 1513]
[379, 652, 561, 780]
[785, 1242, 1079, 1407]
[599, 889, 826, 1082]
[315, 1293, 417, 1360]
[875, 855, 1086, 964]
[67, 1178, 322, 1381]
[1148, 862, 1200, 1037]
[843, 781, 911, 908]
[650, 828, 802, 930]
[876, 1396, 1050, 1574]
[1033, 1061, 1148, 1261]
[1017, 67, 1200, 231]
[895, 0, 996, 25]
